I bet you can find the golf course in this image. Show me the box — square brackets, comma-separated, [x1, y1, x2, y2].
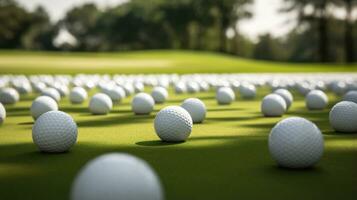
[0, 50, 356, 200]
[0, 50, 356, 74]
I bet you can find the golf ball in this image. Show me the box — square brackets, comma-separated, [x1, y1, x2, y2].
[71, 153, 163, 200]
[0, 102, 6, 124]
[89, 93, 113, 115]
[41, 87, 61, 102]
[174, 83, 186, 94]
[261, 94, 286, 117]
[132, 93, 155, 115]
[274, 89, 293, 109]
[154, 106, 193, 142]
[305, 90, 328, 110]
[70, 87, 88, 104]
[343, 90, 357, 104]
[0, 88, 20, 104]
[329, 101, 357, 133]
[32, 111, 77, 153]
[151, 87, 168, 104]
[216, 87, 235, 105]
[107, 86, 126, 102]
[269, 117, 324, 168]
[31, 96, 58, 120]
[239, 84, 256, 99]
[181, 98, 206, 123]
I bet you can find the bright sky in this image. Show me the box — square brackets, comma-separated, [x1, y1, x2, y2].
[15, 0, 294, 40]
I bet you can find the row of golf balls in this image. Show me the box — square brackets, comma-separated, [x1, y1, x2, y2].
[28, 99, 357, 200]
[1, 74, 357, 200]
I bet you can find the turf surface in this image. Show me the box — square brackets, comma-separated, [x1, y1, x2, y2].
[0, 50, 356, 74]
[0, 87, 356, 200]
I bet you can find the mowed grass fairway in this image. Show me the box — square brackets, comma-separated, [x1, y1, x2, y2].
[0, 87, 357, 200]
[0, 50, 357, 199]
[0, 50, 356, 74]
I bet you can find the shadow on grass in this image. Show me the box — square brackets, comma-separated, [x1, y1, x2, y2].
[136, 140, 185, 146]
[18, 121, 34, 125]
[76, 114, 154, 127]
[0, 134, 356, 200]
[206, 115, 261, 122]
[240, 122, 277, 130]
[60, 106, 88, 113]
[207, 107, 245, 112]
[264, 164, 324, 174]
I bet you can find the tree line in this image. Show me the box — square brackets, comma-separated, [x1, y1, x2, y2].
[0, 0, 355, 62]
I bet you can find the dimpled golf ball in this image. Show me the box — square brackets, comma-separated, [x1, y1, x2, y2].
[329, 101, 357, 133]
[151, 87, 168, 104]
[32, 111, 77, 153]
[132, 93, 155, 115]
[269, 117, 324, 168]
[0, 88, 20, 104]
[343, 90, 357, 104]
[216, 87, 235, 105]
[31, 96, 58, 120]
[274, 89, 293, 109]
[305, 90, 328, 110]
[261, 94, 286, 117]
[181, 98, 206, 123]
[89, 93, 113, 115]
[154, 106, 193, 142]
[71, 153, 163, 200]
[0, 102, 6, 124]
[239, 84, 256, 99]
[41, 87, 61, 102]
[108, 86, 126, 102]
[70, 87, 88, 104]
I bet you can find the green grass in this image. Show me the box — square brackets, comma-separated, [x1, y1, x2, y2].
[0, 87, 356, 200]
[0, 50, 356, 74]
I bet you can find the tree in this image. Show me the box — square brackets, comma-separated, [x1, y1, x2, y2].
[22, 6, 55, 50]
[0, 0, 31, 48]
[253, 34, 281, 61]
[62, 3, 101, 51]
[282, 0, 332, 62]
[209, 0, 253, 52]
[333, 0, 356, 62]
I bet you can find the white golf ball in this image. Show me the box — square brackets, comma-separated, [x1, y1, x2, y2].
[31, 96, 58, 120]
[329, 101, 357, 133]
[0, 88, 20, 104]
[343, 90, 357, 104]
[305, 90, 328, 110]
[174, 84, 186, 94]
[132, 93, 155, 115]
[186, 82, 200, 93]
[269, 117, 324, 168]
[0, 102, 6, 124]
[71, 153, 163, 200]
[239, 84, 256, 99]
[70, 87, 88, 104]
[151, 87, 168, 104]
[33, 82, 46, 93]
[216, 87, 235, 105]
[107, 86, 126, 102]
[261, 94, 286, 117]
[154, 106, 193, 142]
[274, 89, 293, 109]
[15, 83, 32, 94]
[32, 111, 77, 153]
[41, 87, 61, 102]
[89, 93, 113, 115]
[181, 98, 206, 123]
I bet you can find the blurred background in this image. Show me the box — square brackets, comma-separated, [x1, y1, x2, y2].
[0, 0, 356, 63]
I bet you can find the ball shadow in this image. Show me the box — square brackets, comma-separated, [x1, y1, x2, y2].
[136, 140, 185, 146]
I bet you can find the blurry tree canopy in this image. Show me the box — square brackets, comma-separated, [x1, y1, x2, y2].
[0, 0, 355, 63]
